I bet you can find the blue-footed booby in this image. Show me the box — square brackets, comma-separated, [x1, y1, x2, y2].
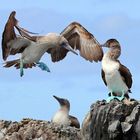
[101, 39, 132, 102]
[52, 95, 80, 128]
[2, 11, 78, 76]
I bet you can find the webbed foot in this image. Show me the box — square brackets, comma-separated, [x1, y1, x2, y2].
[37, 62, 50, 72]
[106, 95, 116, 103]
[115, 94, 125, 101]
[20, 58, 24, 77]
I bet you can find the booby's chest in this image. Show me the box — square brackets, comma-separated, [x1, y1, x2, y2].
[102, 54, 128, 93]
[52, 110, 70, 126]
[102, 55, 119, 75]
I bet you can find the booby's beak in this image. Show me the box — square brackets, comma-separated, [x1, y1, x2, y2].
[100, 43, 108, 48]
[62, 43, 78, 55]
[53, 95, 64, 106]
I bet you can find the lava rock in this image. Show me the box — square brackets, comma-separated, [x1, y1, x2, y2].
[0, 118, 81, 140]
[82, 99, 140, 140]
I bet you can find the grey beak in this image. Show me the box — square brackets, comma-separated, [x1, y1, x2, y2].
[53, 95, 62, 104]
[100, 43, 108, 48]
[62, 44, 78, 55]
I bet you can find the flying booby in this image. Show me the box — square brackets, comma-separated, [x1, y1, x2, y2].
[52, 95, 80, 128]
[101, 39, 132, 102]
[2, 11, 78, 76]
[2, 11, 104, 77]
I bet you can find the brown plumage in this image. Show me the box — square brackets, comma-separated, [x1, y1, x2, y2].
[47, 22, 103, 62]
[4, 59, 36, 69]
[69, 115, 80, 128]
[2, 11, 17, 60]
[24, 22, 103, 63]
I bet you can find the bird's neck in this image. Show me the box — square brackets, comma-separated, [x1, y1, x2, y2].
[59, 106, 70, 113]
[37, 40, 57, 50]
[104, 47, 121, 61]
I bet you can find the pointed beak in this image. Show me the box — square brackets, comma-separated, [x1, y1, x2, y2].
[53, 95, 63, 105]
[62, 44, 78, 55]
[100, 43, 108, 48]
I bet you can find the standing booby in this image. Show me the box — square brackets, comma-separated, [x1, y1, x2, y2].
[2, 11, 77, 76]
[52, 95, 80, 128]
[101, 39, 132, 102]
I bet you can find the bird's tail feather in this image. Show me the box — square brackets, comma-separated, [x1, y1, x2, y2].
[3, 59, 36, 69]
[3, 59, 20, 68]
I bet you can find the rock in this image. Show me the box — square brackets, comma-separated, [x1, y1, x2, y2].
[82, 99, 140, 140]
[0, 118, 81, 140]
[1, 99, 140, 140]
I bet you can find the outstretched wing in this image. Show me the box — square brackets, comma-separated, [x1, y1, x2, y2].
[2, 11, 17, 60]
[47, 22, 103, 62]
[2, 11, 32, 60]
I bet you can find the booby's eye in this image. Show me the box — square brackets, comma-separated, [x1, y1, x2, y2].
[60, 42, 66, 46]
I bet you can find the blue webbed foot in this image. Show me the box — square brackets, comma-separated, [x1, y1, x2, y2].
[20, 59, 24, 77]
[37, 62, 50, 72]
[106, 92, 125, 103]
[106, 95, 116, 103]
[115, 93, 125, 101]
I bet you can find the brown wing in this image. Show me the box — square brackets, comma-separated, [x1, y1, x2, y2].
[101, 69, 107, 86]
[119, 63, 132, 89]
[2, 11, 17, 60]
[2, 11, 33, 60]
[47, 22, 103, 62]
[69, 115, 80, 128]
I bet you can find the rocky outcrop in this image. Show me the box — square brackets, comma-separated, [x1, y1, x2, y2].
[82, 99, 140, 140]
[0, 119, 81, 140]
[1, 99, 140, 140]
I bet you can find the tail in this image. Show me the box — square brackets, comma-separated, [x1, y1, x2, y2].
[4, 59, 20, 68]
[4, 59, 36, 69]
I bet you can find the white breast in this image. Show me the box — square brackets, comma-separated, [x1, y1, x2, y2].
[22, 42, 48, 63]
[52, 110, 70, 126]
[102, 54, 128, 96]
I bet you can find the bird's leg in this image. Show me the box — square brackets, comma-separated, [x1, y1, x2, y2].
[20, 58, 24, 77]
[106, 91, 115, 103]
[36, 62, 50, 72]
[116, 91, 125, 101]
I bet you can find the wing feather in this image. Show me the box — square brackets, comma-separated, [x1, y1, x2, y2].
[119, 63, 132, 89]
[69, 115, 80, 128]
[101, 69, 107, 86]
[2, 11, 32, 60]
[2, 11, 17, 60]
[47, 22, 103, 62]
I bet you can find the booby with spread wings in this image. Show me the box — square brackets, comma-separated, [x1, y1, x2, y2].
[2, 11, 103, 77]
[2, 11, 78, 76]
[52, 95, 80, 128]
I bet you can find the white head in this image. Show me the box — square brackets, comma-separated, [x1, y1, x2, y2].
[40, 33, 78, 55]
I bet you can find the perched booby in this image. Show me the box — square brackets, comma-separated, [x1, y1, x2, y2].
[52, 95, 80, 128]
[2, 11, 78, 76]
[101, 39, 132, 102]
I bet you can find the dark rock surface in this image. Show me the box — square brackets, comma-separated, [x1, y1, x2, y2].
[0, 118, 81, 140]
[82, 99, 140, 140]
